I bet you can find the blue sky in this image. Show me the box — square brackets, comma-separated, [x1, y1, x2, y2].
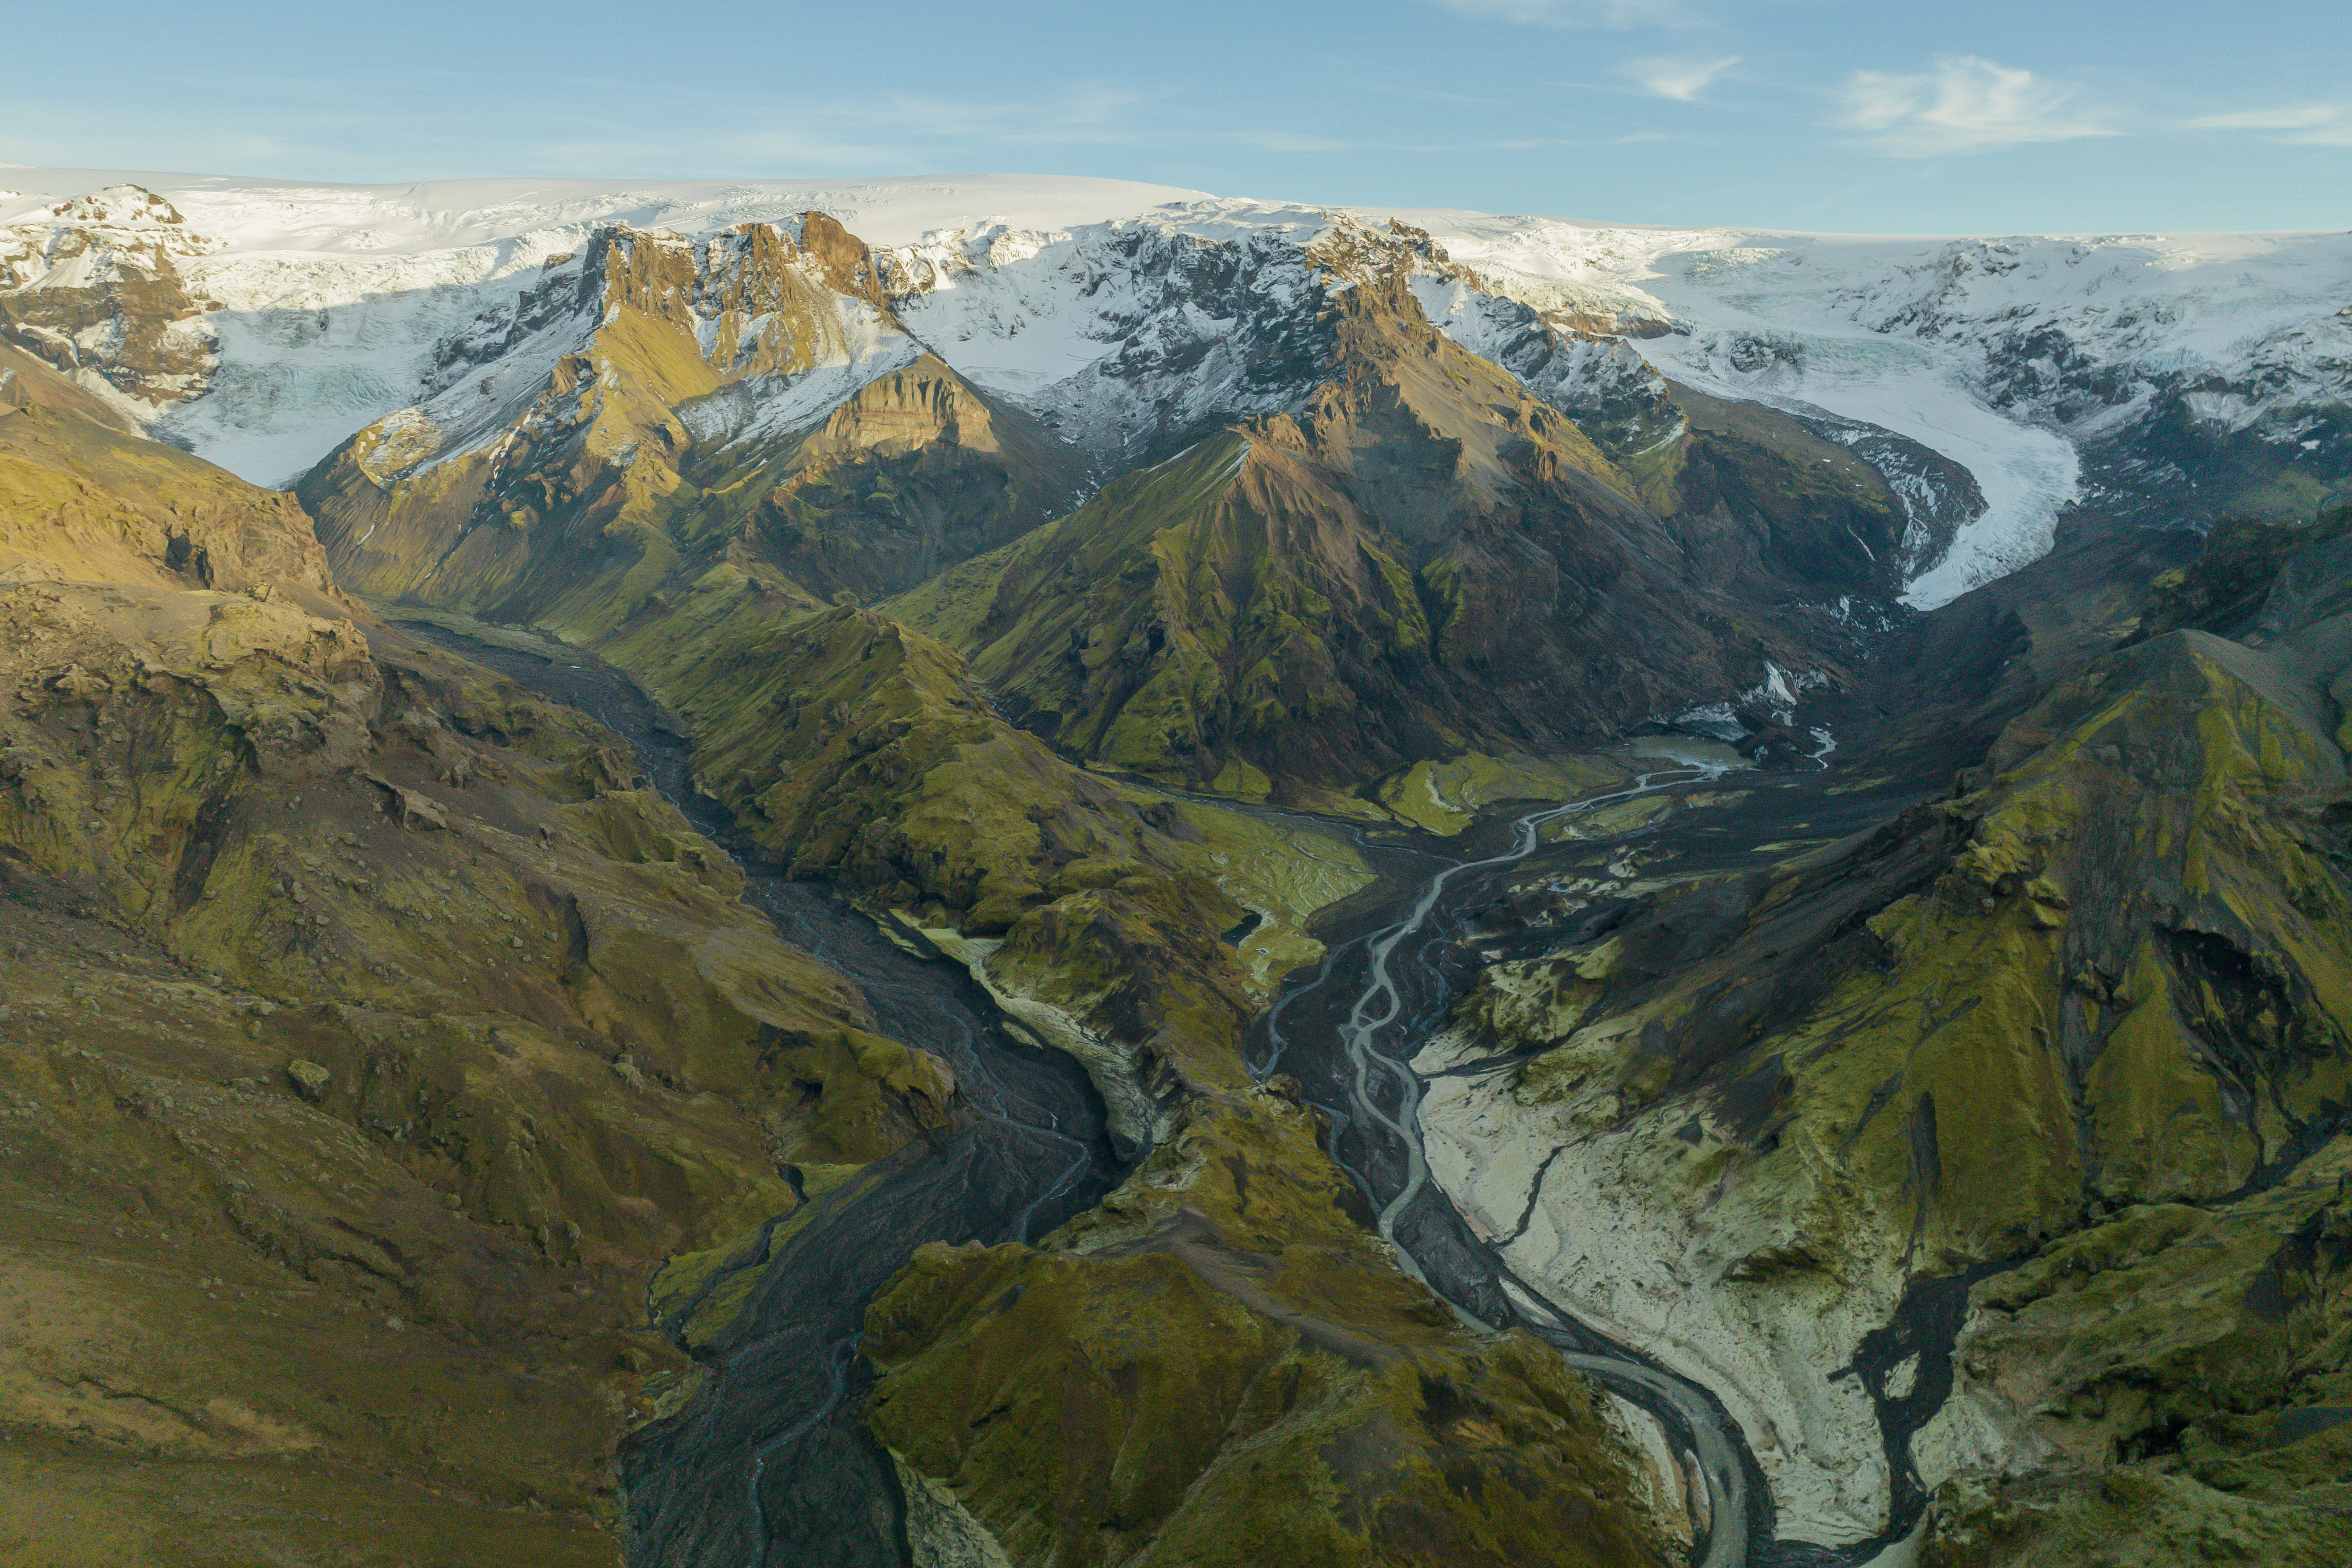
[6, 0, 2345, 233]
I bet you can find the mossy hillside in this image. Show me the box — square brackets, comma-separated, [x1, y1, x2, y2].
[597, 576, 1287, 1104]
[304, 435, 511, 599]
[1296, 272, 1876, 716]
[891, 272, 1869, 807]
[865, 1094, 1674, 1568]
[0, 870, 697, 1564]
[1176, 800, 1374, 995]
[0, 569, 980, 1563]
[0, 338, 137, 427]
[1377, 751, 1636, 836]
[581, 557, 1662, 1559]
[679, 353, 1078, 602]
[1485, 624, 2352, 1301]
[886, 428, 1466, 804]
[0, 361, 331, 592]
[2, 582, 966, 1229]
[1921, 1137, 2352, 1566]
[895, 797, 1373, 1129]
[1961, 1138, 2352, 1464]
[0, 874, 640, 1563]
[1923, 1463, 2352, 1568]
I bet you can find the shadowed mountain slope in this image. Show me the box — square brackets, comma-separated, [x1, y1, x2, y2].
[890, 266, 1907, 804]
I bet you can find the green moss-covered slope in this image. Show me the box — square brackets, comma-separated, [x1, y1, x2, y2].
[0, 406, 975, 1564]
[1, 346, 331, 591]
[1445, 512, 2352, 1563]
[866, 1094, 1674, 1568]
[888, 274, 1899, 804]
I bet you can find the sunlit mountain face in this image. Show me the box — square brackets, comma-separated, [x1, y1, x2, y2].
[3, 166, 2348, 1568]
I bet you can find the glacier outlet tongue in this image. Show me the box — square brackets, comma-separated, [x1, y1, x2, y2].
[12, 168, 2348, 608]
[1396, 214, 2352, 606]
[1640, 324, 2083, 611]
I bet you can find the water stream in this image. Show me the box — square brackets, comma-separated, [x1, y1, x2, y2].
[1258, 753, 1975, 1568]
[416, 617, 1950, 1568]
[399, 621, 1126, 1567]
[1258, 767, 1773, 1568]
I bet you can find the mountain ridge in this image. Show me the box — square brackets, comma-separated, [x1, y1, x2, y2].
[2, 163, 2349, 1568]
[7, 169, 2344, 608]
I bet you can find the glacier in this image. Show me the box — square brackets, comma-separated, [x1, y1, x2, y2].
[5, 168, 2347, 604]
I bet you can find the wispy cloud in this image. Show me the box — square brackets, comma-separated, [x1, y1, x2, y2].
[1839, 56, 2116, 157]
[1430, 0, 1685, 29]
[0, 73, 1171, 182]
[1623, 55, 1739, 101]
[2192, 103, 2352, 148]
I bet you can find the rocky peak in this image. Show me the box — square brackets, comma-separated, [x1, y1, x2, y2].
[32, 183, 199, 232]
[0, 182, 221, 414]
[792, 211, 893, 308]
[335, 211, 922, 501]
[872, 208, 1677, 479]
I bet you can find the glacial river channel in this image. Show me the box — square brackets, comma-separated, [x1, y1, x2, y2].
[418, 621, 1946, 1568]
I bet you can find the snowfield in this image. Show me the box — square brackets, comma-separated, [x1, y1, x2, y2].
[1400, 211, 2351, 604]
[4, 169, 2347, 605]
